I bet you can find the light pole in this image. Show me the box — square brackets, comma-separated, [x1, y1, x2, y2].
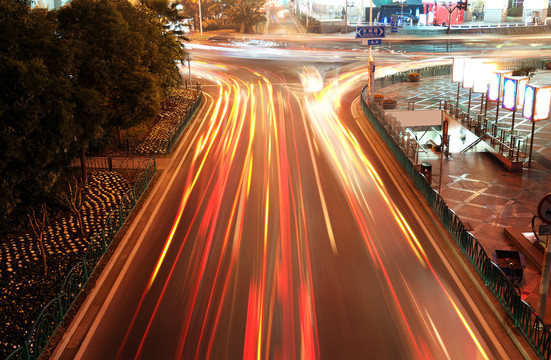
[344, 0, 348, 34]
[188, 53, 193, 89]
[400, 0, 407, 24]
[198, 0, 203, 36]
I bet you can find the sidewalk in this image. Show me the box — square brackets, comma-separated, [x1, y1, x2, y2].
[373, 71, 551, 323]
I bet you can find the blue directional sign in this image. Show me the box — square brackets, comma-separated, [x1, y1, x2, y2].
[355, 26, 385, 39]
[368, 39, 382, 45]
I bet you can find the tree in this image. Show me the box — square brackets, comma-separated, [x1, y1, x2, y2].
[224, 0, 265, 33]
[57, 0, 125, 182]
[58, 177, 85, 237]
[28, 204, 49, 275]
[114, 0, 183, 107]
[0, 0, 75, 232]
[58, 0, 182, 153]
[176, 0, 225, 32]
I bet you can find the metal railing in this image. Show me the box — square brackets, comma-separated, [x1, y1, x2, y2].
[361, 82, 551, 359]
[7, 157, 156, 360]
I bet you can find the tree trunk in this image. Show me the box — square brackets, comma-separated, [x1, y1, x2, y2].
[117, 126, 123, 145]
[80, 147, 88, 184]
[38, 231, 47, 276]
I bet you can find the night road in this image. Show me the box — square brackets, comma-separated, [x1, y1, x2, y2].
[52, 6, 538, 360]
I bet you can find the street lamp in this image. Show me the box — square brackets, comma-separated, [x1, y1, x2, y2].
[487, 69, 513, 136]
[501, 75, 529, 131]
[472, 62, 497, 131]
[461, 58, 478, 116]
[198, 0, 203, 36]
[186, 53, 193, 89]
[399, 0, 407, 24]
[452, 57, 469, 108]
[523, 84, 551, 168]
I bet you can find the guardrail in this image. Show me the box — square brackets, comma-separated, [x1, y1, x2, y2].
[361, 83, 551, 359]
[6, 157, 156, 360]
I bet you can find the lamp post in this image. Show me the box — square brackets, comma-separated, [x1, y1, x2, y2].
[523, 84, 551, 168]
[399, 0, 407, 24]
[187, 53, 193, 89]
[198, 0, 203, 36]
[502, 75, 529, 132]
[487, 69, 513, 136]
[462, 58, 477, 117]
[452, 57, 469, 108]
[472, 62, 497, 133]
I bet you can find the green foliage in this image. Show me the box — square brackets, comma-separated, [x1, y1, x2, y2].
[512, 66, 536, 78]
[0, 0, 182, 234]
[0, 0, 74, 233]
[176, 0, 225, 32]
[507, 6, 523, 17]
[298, 13, 321, 33]
[223, 0, 266, 33]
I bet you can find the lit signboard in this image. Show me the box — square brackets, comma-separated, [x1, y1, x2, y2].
[452, 58, 469, 83]
[523, 84, 551, 121]
[502, 77, 517, 110]
[472, 63, 497, 93]
[487, 70, 513, 102]
[502, 76, 529, 111]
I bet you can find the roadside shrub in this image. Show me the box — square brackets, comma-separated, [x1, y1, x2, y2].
[512, 66, 536, 78]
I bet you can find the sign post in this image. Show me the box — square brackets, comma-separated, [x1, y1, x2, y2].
[355, 25, 385, 39]
[356, 25, 384, 102]
[537, 193, 551, 322]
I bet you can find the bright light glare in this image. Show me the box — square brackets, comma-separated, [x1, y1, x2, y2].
[299, 66, 323, 93]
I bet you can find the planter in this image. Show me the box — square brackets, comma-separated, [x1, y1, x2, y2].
[408, 75, 421, 82]
[382, 103, 397, 109]
[545, 62, 551, 70]
[374, 97, 384, 104]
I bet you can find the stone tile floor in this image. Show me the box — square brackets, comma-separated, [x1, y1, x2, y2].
[376, 72, 551, 322]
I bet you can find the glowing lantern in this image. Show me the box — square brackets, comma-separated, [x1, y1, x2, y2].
[487, 70, 513, 102]
[523, 84, 551, 121]
[472, 63, 497, 93]
[502, 76, 530, 111]
[452, 58, 469, 83]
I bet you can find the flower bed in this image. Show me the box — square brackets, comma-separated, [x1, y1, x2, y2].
[135, 89, 198, 154]
[0, 171, 131, 358]
[408, 73, 421, 82]
[382, 98, 398, 109]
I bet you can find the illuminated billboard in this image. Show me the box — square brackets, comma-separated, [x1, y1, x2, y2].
[523, 84, 551, 121]
[502, 76, 529, 111]
[452, 58, 469, 83]
[487, 70, 513, 102]
[472, 63, 497, 93]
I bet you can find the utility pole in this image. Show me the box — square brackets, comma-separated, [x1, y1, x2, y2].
[344, 0, 348, 34]
[442, 0, 468, 36]
[198, 0, 203, 36]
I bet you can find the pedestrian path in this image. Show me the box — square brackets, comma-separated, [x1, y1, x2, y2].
[374, 72, 551, 323]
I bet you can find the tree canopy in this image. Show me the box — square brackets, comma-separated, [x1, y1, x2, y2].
[224, 0, 265, 33]
[0, 0, 183, 233]
[0, 0, 75, 230]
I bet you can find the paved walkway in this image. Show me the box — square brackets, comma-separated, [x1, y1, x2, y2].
[374, 71, 551, 323]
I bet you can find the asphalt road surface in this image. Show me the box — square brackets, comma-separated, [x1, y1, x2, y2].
[53, 7, 536, 360]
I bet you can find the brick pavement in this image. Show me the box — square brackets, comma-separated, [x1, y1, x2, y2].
[374, 71, 551, 322]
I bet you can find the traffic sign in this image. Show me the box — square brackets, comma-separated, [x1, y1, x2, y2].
[537, 193, 551, 224]
[355, 26, 385, 39]
[360, 39, 382, 45]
